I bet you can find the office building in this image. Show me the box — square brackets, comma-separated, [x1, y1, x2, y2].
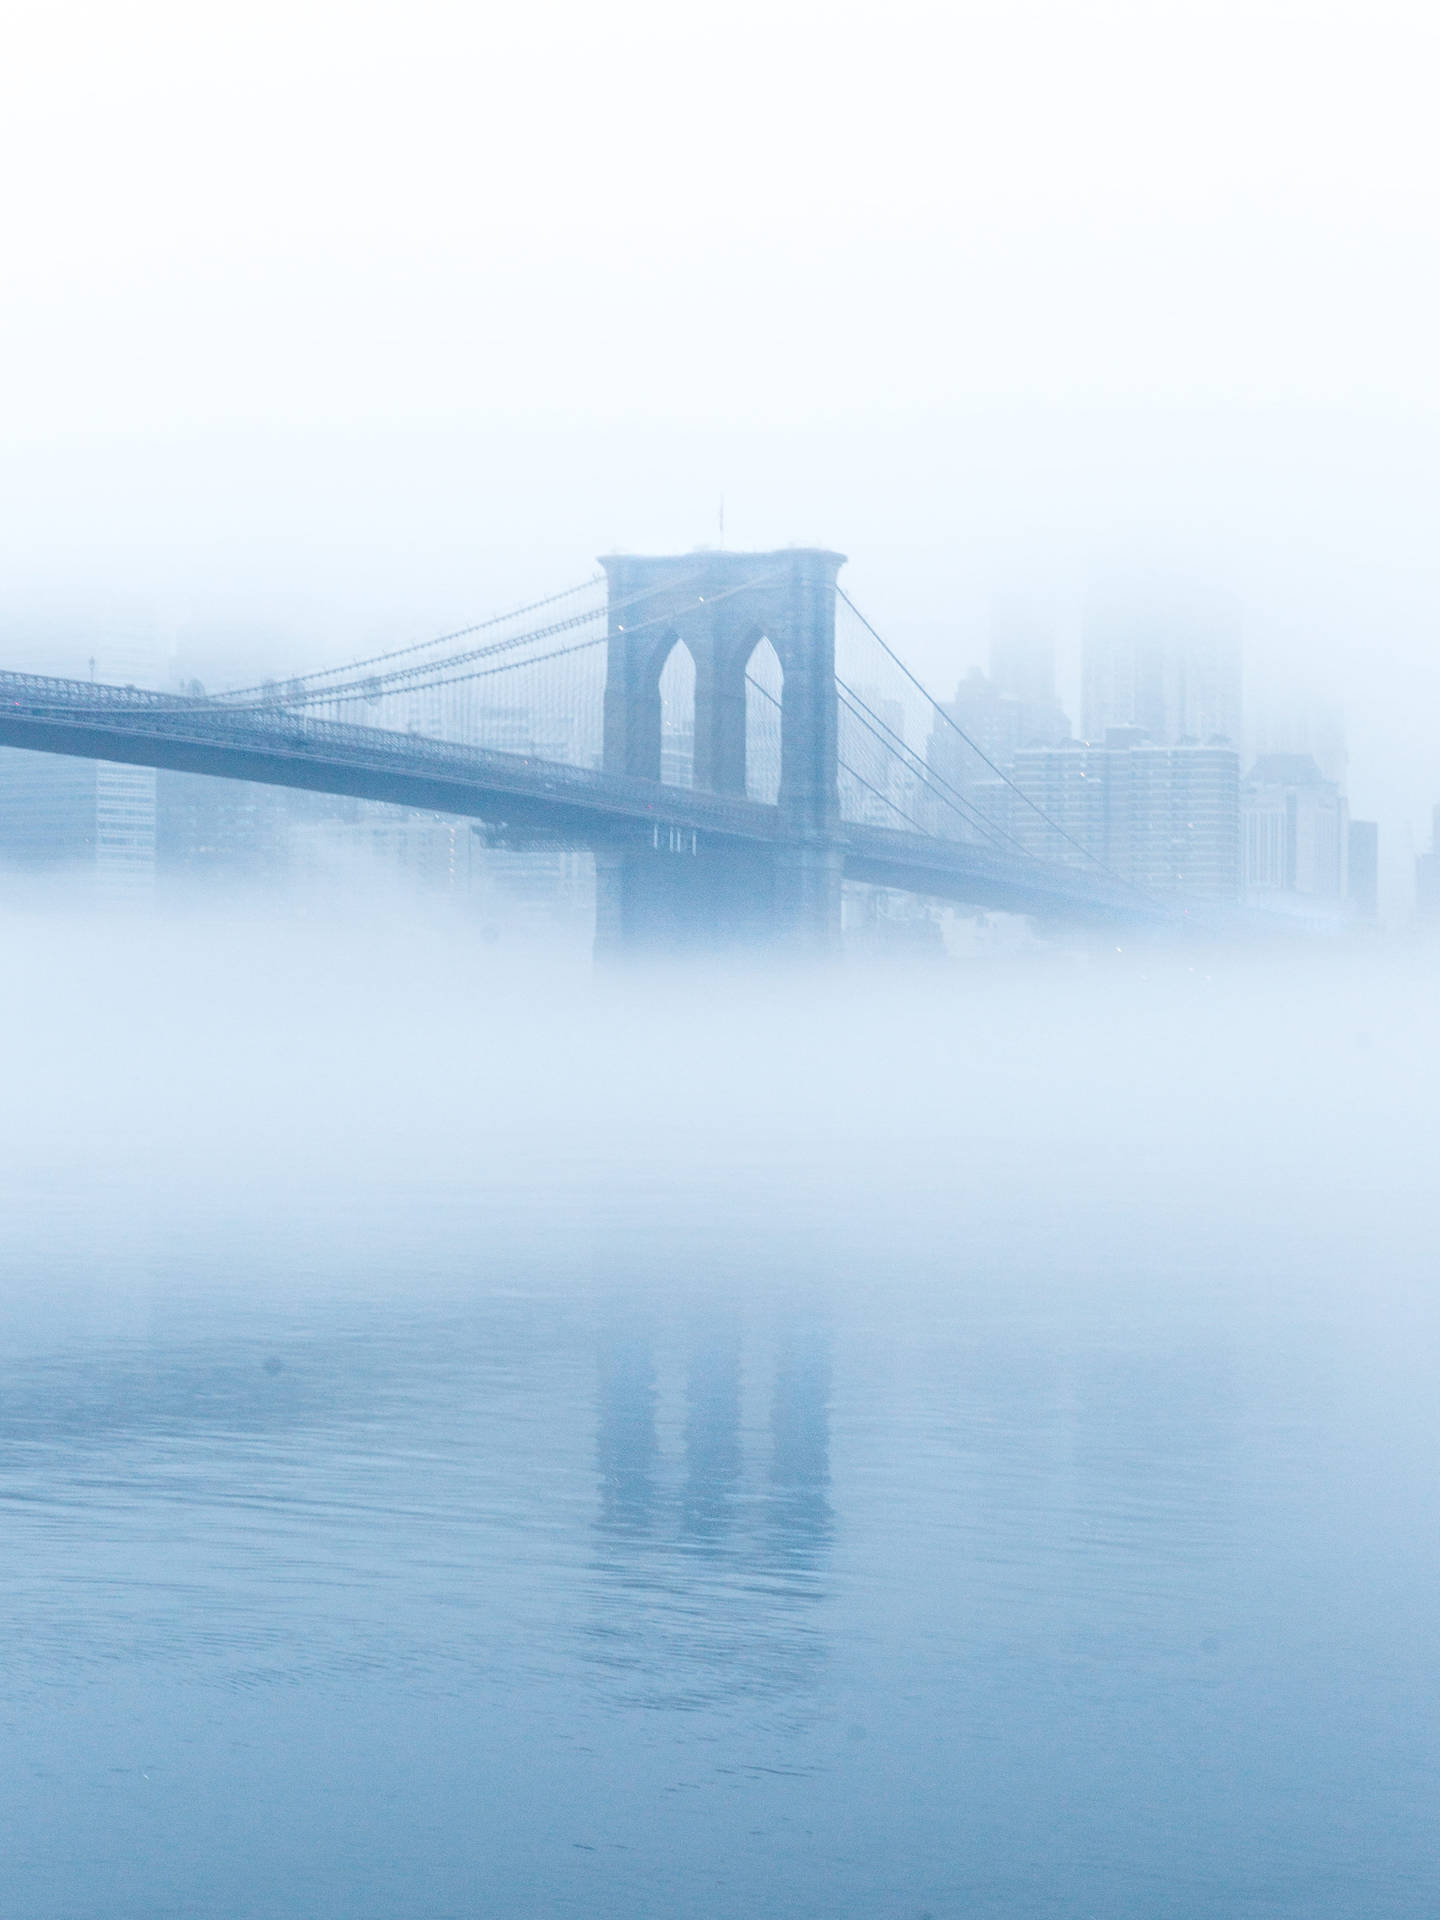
[927, 611, 1070, 837]
[1415, 808, 1440, 928]
[0, 643, 162, 901]
[1241, 754, 1347, 904]
[1009, 733, 1240, 897]
[988, 601, 1069, 746]
[1082, 591, 1241, 749]
[1347, 820, 1379, 923]
[1246, 692, 1347, 787]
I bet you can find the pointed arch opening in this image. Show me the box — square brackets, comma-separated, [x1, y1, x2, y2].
[657, 638, 696, 788]
[743, 635, 783, 805]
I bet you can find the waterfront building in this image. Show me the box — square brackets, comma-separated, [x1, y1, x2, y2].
[1414, 807, 1440, 929]
[1347, 820, 1379, 923]
[0, 643, 161, 902]
[1009, 733, 1240, 897]
[1241, 754, 1347, 905]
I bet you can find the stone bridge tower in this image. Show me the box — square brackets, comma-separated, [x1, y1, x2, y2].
[596, 548, 846, 952]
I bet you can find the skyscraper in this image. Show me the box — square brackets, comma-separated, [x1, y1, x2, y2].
[925, 606, 1070, 836]
[1009, 735, 1240, 897]
[1241, 754, 1347, 904]
[1414, 808, 1440, 929]
[0, 641, 161, 901]
[988, 599, 1068, 744]
[1082, 590, 1241, 748]
[1347, 820, 1379, 923]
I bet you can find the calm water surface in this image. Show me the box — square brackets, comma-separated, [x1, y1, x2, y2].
[3, 932, 1437, 1917]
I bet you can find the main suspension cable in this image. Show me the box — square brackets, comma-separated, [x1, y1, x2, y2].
[219, 574, 607, 698]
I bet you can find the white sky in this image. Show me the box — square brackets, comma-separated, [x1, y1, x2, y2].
[3, 0, 1439, 872]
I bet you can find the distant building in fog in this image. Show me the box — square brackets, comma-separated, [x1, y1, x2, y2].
[1082, 591, 1241, 749]
[988, 600, 1069, 746]
[1415, 808, 1440, 929]
[0, 644, 161, 902]
[156, 770, 296, 884]
[926, 605, 1069, 833]
[1005, 733, 1240, 896]
[927, 670, 1024, 796]
[1241, 754, 1347, 906]
[0, 751, 158, 903]
[1347, 820, 1379, 923]
[842, 685, 919, 829]
[1246, 691, 1347, 788]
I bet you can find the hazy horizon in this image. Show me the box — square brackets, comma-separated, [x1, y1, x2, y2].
[4, 1, 1440, 904]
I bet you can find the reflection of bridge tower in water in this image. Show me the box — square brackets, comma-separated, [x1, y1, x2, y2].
[596, 548, 847, 953]
[593, 1310, 833, 1697]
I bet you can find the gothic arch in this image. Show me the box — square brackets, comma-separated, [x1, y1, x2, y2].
[655, 635, 696, 789]
[741, 633, 783, 805]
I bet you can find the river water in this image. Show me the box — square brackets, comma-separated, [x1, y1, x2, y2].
[2, 908, 1437, 1917]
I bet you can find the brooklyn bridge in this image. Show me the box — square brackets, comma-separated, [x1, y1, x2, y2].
[0, 548, 1155, 948]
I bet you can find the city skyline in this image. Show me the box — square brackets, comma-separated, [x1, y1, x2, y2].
[0, 560, 1394, 936]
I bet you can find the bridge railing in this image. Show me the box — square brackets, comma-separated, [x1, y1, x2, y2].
[0, 670, 779, 842]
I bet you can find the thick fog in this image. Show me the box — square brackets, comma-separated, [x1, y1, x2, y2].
[1, 894, 1430, 1308]
[3, 1, 1440, 883]
[6, 13, 1440, 1913]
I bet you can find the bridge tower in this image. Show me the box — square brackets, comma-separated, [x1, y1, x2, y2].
[596, 548, 846, 953]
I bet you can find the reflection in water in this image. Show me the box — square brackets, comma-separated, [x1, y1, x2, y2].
[596, 1324, 660, 1539]
[591, 1306, 832, 1705]
[2, 1260, 1437, 1918]
[767, 1321, 832, 1580]
[682, 1315, 742, 1547]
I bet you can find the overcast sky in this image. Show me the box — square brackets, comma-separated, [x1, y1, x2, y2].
[3, 0, 1439, 870]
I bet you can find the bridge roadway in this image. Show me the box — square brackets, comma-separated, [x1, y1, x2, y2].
[0, 669, 1149, 923]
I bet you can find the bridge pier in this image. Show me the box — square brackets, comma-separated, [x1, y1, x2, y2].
[594, 837, 841, 958]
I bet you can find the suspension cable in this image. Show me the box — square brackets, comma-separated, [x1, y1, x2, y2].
[836, 676, 1037, 857]
[836, 586, 1124, 878]
[744, 672, 932, 835]
[228, 576, 671, 710]
[219, 574, 607, 698]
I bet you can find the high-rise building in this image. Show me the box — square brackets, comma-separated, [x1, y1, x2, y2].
[0, 642, 161, 901]
[1347, 820, 1379, 923]
[1008, 733, 1240, 897]
[155, 770, 295, 884]
[989, 602, 1054, 709]
[1414, 808, 1440, 929]
[1241, 754, 1347, 904]
[925, 607, 1070, 843]
[988, 601, 1069, 746]
[1246, 692, 1347, 787]
[0, 747, 99, 873]
[1082, 591, 1241, 748]
[843, 686, 919, 829]
[927, 669, 1026, 796]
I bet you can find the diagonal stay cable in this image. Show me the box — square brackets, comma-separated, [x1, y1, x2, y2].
[745, 672, 932, 835]
[837, 586, 1128, 880]
[836, 677, 1036, 856]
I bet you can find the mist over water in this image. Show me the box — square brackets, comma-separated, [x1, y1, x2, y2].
[3, 899, 1438, 1917]
[5, 0, 1439, 1908]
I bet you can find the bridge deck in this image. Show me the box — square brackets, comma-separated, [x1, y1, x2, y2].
[0, 670, 1151, 922]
